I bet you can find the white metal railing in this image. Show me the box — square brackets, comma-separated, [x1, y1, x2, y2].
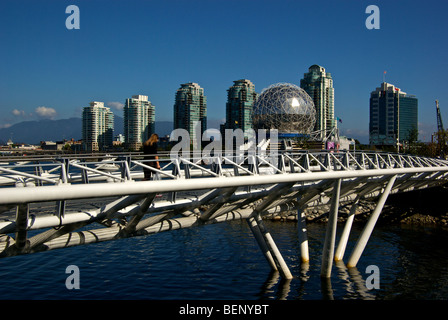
[1, 150, 447, 278]
[0, 151, 446, 209]
[1, 150, 448, 188]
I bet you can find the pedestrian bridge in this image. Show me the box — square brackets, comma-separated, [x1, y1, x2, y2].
[0, 150, 447, 279]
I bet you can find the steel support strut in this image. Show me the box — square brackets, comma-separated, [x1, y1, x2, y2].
[253, 213, 293, 280]
[297, 206, 309, 262]
[246, 216, 278, 271]
[334, 196, 359, 261]
[347, 175, 397, 268]
[334, 175, 392, 262]
[321, 179, 342, 278]
[247, 182, 295, 280]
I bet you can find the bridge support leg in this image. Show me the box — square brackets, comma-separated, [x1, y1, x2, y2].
[253, 213, 293, 280]
[246, 216, 278, 272]
[347, 175, 397, 268]
[246, 182, 295, 279]
[321, 179, 341, 278]
[297, 206, 309, 263]
[334, 197, 359, 261]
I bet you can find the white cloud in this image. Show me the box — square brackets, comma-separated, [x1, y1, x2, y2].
[0, 123, 11, 129]
[107, 101, 124, 110]
[12, 109, 26, 117]
[35, 106, 57, 119]
[340, 128, 369, 144]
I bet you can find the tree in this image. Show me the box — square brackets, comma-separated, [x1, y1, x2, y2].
[405, 127, 419, 154]
[418, 142, 438, 158]
[435, 129, 448, 158]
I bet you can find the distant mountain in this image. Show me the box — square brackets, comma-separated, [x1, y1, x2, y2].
[0, 118, 83, 145]
[0, 117, 224, 145]
[0, 116, 121, 144]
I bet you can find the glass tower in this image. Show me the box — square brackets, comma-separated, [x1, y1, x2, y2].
[369, 82, 418, 146]
[225, 79, 257, 134]
[300, 65, 335, 138]
[174, 82, 207, 145]
[124, 95, 155, 150]
[82, 101, 114, 151]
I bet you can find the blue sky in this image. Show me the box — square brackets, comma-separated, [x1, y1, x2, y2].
[1, 0, 447, 143]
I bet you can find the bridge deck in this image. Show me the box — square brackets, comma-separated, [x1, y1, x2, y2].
[1, 151, 447, 278]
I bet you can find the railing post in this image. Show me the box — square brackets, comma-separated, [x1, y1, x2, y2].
[121, 158, 132, 181]
[34, 162, 43, 186]
[184, 163, 191, 179]
[347, 175, 397, 268]
[321, 178, 341, 278]
[59, 159, 69, 184]
[15, 203, 29, 251]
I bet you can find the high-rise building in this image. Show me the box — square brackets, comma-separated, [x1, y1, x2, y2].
[124, 95, 155, 150]
[300, 65, 336, 138]
[225, 79, 257, 133]
[173, 82, 207, 145]
[369, 82, 418, 147]
[82, 101, 114, 152]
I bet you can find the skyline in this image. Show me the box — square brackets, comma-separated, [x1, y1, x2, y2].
[1, 0, 448, 144]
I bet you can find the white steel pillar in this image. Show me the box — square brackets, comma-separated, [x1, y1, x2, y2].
[254, 213, 293, 280]
[321, 179, 341, 278]
[347, 175, 397, 268]
[334, 197, 359, 261]
[250, 183, 295, 279]
[246, 216, 278, 271]
[335, 176, 391, 262]
[297, 206, 309, 262]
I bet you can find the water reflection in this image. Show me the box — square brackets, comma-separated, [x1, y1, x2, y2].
[320, 277, 334, 300]
[258, 271, 292, 300]
[299, 262, 310, 282]
[335, 261, 376, 300]
[257, 259, 378, 300]
[1, 219, 448, 300]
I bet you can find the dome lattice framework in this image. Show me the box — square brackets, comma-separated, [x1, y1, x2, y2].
[252, 83, 316, 134]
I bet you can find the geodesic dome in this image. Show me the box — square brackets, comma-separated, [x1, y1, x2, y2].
[252, 83, 316, 134]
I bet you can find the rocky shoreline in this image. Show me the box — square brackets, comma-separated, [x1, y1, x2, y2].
[266, 184, 448, 228]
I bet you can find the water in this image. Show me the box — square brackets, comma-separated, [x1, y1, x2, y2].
[1, 219, 448, 300]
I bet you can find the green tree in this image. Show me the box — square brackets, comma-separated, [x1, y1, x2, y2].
[405, 127, 419, 154]
[435, 129, 448, 158]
